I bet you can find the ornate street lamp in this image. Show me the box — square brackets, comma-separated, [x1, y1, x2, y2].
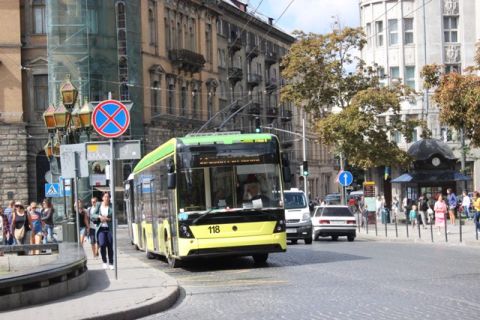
[78, 99, 93, 129]
[53, 103, 71, 130]
[71, 102, 82, 130]
[43, 104, 57, 130]
[60, 74, 79, 108]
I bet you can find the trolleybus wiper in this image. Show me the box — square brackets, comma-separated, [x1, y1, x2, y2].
[192, 209, 215, 225]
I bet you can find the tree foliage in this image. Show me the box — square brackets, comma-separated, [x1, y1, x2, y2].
[422, 64, 480, 146]
[281, 28, 425, 168]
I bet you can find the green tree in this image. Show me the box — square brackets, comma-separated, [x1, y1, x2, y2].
[281, 28, 425, 168]
[421, 64, 480, 146]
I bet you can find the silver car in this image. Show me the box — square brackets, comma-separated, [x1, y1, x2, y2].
[312, 205, 356, 241]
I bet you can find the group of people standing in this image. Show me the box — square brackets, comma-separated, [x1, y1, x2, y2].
[391, 188, 480, 234]
[0, 199, 55, 251]
[1, 192, 115, 269]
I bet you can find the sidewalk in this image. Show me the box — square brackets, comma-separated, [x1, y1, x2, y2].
[357, 218, 480, 247]
[2, 228, 180, 320]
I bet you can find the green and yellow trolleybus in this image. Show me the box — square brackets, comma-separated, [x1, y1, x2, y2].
[124, 132, 291, 267]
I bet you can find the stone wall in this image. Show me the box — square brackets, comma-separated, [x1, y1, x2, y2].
[0, 124, 29, 206]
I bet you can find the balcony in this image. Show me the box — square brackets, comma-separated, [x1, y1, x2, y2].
[168, 49, 205, 73]
[246, 43, 260, 58]
[248, 102, 261, 115]
[247, 73, 262, 87]
[265, 78, 278, 93]
[264, 51, 278, 65]
[281, 141, 293, 149]
[281, 110, 292, 122]
[228, 67, 243, 83]
[267, 107, 278, 120]
[228, 37, 244, 53]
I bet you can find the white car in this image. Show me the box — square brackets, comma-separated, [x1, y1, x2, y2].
[284, 189, 312, 244]
[312, 205, 356, 241]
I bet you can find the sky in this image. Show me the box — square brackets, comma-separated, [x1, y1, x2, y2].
[245, 0, 360, 34]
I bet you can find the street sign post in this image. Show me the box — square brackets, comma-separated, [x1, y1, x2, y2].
[91, 99, 136, 280]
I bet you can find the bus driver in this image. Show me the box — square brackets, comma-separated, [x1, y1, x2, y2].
[244, 175, 271, 207]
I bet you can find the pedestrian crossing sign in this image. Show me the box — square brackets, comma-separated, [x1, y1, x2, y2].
[45, 183, 62, 198]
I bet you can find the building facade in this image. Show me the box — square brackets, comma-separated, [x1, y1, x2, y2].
[360, 0, 480, 201]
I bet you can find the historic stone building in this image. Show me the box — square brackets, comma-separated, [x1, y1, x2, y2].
[360, 0, 480, 203]
[140, 0, 221, 153]
[215, 0, 337, 198]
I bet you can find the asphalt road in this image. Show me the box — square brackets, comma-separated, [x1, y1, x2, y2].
[119, 235, 480, 320]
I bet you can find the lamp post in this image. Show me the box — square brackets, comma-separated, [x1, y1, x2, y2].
[42, 75, 93, 243]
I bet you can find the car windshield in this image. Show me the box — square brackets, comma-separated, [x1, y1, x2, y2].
[284, 192, 307, 209]
[316, 207, 353, 217]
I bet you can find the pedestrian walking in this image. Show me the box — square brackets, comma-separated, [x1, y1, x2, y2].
[447, 188, 457, 225]
[91, 192, 114, 270]
[409, 205, 418, 228]
[434, 194, 447, 234]
[376, 195, 384, 221]
[27, 202, 44, 254]
[11, 202, 30, 244]
[0, 207, 7, 245]
[418, 194, 428, 229]
[402, 196, 409, 222]
[461, 191, 471, 220]
[75, 200, 90, 246]
[41, 198, 57, 244]
[3, 200, 15, 245]
[473, 191, 480, 233]
[88, 197, 100, 258]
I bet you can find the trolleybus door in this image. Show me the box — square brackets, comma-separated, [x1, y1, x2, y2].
[136, 183, 145, 249]
[168, 188, 178, 256]
[150, 179, 159, 251]
[124, 180, 134, 243]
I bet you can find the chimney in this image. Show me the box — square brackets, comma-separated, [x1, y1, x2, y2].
[268, 17, 274, 25]
[231, 0, 247, 12]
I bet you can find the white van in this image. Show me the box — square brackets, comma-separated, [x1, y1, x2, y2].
[284, 188, 312, 244]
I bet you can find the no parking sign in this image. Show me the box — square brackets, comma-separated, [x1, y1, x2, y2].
[92, 100, 130, 138]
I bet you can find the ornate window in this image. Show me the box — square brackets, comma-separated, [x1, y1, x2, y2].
[32, 0, 46, 34]
[403, 18, 414, 44]
[388, 19, 398, 46]
[148, 1, 157, 46]
[34, 75, 48, 110]
[443, 16, 458, 43]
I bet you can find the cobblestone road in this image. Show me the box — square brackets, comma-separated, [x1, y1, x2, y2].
[119, 234, 480, 320]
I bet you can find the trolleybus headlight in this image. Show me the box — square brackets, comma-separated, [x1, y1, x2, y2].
[274, 219, 286, 233]
[179, 224, 194, 238]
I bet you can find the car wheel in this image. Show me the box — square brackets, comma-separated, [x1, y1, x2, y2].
[347, 235, 355, 242]
[331, 235, 339, 241]
[304, 237, 312, 245]
[290, 239, 298, 244]
[252, 253, 269, 265]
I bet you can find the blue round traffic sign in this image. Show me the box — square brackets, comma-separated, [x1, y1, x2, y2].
[92, 100, 130, 138]
[338, 170, 353, 187]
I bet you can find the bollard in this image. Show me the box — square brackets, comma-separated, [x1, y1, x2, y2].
[417, 218, 421, 239]
[394, 213, 398, 238]
[444, 213, 448, 242]
[374, 215, 378, 236]
[384, 218, 388, 237]
[405, 217, 409, 238]
[429, 214, 434, 243]
[366, 215, 369, 234]
[459, 210, 462, 243]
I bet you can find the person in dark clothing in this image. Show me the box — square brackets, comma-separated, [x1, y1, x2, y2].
[41, 198, 57, 244]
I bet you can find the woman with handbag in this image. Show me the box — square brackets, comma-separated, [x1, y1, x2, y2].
[11, 202, 31, 244]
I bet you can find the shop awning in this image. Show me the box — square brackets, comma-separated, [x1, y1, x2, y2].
[391, 171, 471, 184]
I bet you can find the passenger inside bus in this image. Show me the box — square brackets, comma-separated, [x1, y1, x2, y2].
[243, 174, 271, 207]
